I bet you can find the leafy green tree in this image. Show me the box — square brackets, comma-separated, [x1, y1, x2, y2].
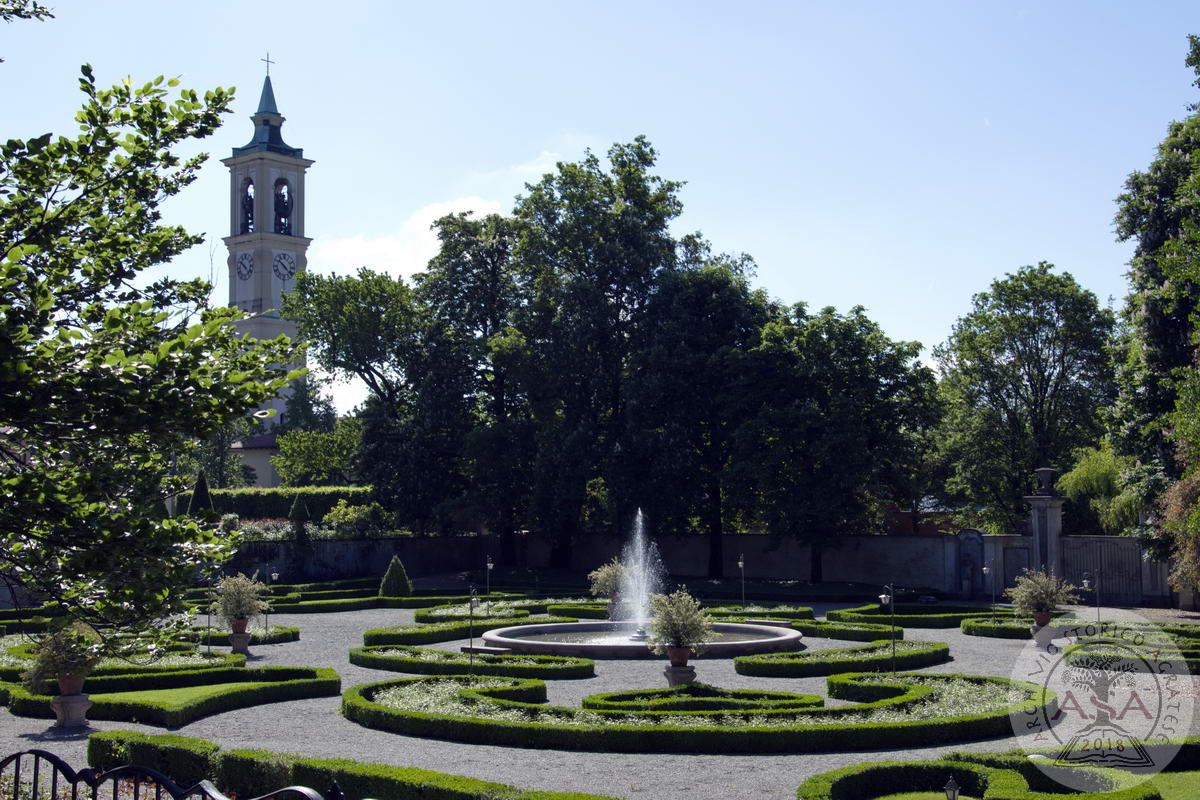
[272, 416, 362, 486]
[379, 555, 413, 597]
[1057, 443, 1143, 535]
[1111, 35, 1200, 475]
[515, 137, 684, 564]
[625, 262, 772, 577]
[416, 212, 535, 561]
[275, 375, 336, 434]
[730, 305, 935, 581]
[0, 68, 297, 635]
[935, 263, 1116, 533]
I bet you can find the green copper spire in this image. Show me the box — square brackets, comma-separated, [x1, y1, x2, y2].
[256, 75, 279, 116]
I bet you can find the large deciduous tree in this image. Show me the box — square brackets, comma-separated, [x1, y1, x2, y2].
[0, 68, 297, 634]
[625, 261, 771, 577]
[516, 137, 684, 565]
[935, 263, 1116, 533]
[730, 305, 935, 581]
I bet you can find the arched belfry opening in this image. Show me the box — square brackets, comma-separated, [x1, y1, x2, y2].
[273, 178, 292, 235]
[240, 178, 255, 234]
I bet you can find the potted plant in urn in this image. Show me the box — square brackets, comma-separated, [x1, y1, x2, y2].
[22, 622, 102, 727]
[647, 589, 713, 682]
[588, 558, 626, 620]
[1006, 568, 1079, 629]
[213, 572, 268, 641]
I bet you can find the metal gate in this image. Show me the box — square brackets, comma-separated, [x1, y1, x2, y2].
[0, 749, 330, 800]
[1060, 536, 1144, 607]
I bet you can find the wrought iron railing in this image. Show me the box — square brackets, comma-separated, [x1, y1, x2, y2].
[0, 750, 336, 800]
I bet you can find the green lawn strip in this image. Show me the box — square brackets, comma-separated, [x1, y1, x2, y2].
[342, 671, 1049, 754]
[580, 683, 823, 712]
[1151, 770, 1200, 799]
[0, 640, 244, 682]
[544, 604, 609, 619]
[87, 729, 616, 800]
[734, 639, 949, 677]
[794, 619, 906, 641]
[6, 666, 340, 727]
[362, 615, 578, 646]
[349, 645, 595, 679]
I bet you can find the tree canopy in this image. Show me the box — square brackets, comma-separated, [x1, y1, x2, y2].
[0, 67, 297, 634]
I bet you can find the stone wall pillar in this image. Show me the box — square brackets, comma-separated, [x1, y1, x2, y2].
[1023, 467, 1065, 575]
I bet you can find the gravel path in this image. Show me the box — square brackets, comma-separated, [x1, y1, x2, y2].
[2, 603, 1198, 800]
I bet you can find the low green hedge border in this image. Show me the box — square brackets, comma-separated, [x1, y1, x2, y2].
[88, 730, 616, 800]
[186, 626, 301, 646]
[545, 604, 609, 619]
[349, 645, 595, 679]
[961, 618, 1036, 639]
[341, 672, 1049, 754]
[265, 593, 523, 614]
[6, 666, 340, 727]
[362, 616, 577, 646]
[734, 639, 950, 678]
[707, 605, 815, 621]
[794, 754, 1158, 800]
[581, 683, 824, 713]
[793, 619, 905, 642]
[179, 485, 372, 519]
[828, 603, 1015, 629]
[414, 607, 532, 624]
[0, 649, 245, 683]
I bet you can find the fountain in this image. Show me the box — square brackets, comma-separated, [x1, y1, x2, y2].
[618, 510, 662, 640]
[482, 509, 803, 659]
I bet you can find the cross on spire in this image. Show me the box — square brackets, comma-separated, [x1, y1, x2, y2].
[261, 52, 275, 76]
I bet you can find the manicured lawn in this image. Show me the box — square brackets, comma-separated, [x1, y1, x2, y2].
[91, 682, 277, 708]
[1152, 769, 1200, 798]
[875, 794, 980, 800]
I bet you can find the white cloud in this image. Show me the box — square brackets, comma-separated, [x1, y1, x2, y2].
[309, 195, 503, 280]
[472, 150, 563, 182]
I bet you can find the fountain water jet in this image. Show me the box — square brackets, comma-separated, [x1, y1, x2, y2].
[618, 509, 664, 640]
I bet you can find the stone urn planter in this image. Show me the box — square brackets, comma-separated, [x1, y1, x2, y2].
[56, 673, 85, 696]
[666, 646, 692, 668]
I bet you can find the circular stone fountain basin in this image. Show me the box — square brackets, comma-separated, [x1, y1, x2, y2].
[482, 621, 803, 659]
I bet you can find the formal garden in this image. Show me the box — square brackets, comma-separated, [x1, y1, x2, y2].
[9, 4, 1200, 799]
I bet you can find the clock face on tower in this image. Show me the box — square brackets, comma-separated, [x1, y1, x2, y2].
[236, 252, 254, 280]
[272, 251, 297, 280]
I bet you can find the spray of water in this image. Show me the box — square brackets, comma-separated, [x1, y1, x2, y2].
[618, 509, 665, 624]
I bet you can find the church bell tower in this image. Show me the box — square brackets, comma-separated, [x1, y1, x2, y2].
[222, 73, 313, 347]
[222, 71, 314, 423]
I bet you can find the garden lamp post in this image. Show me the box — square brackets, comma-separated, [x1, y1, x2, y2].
[982, 562, 996, 623]
[468, 586, 478, 677]
[944, 775, 960, 800]
[879, 583, 896, 673]
[486, 555, 493, 598]
[265, 571, 279, 636]
[1082, 571, 1101, 626]
[205, 573, 214, 657]
[738, 553, 746, 610]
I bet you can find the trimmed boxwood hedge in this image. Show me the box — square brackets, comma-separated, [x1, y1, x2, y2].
[187, 626, 300, 646]
[414, 606, 533, 624]
[792, 619, 905, 642]
[544, 604, 609, 619]
[349, 645, 595, 679]
[179, 485, 372, 519]
[794, 755, 1159, 800]
[961, 617, 1036, 639]
[87, 730, 616, 800]
[0, 648, 245, 683]
[341, 671, 1049, 754]
[262, 593, 524, 614]
[581, 683, 823, 713]
[707, 605, 815, 621]
[362, 616, 577, 646]
[6, 666, 340, 727]
[734, 639, 950, 677]
[827, 602, 1016, 628]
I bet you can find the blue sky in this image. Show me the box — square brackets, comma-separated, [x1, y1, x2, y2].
[4, 2, 1199, 410]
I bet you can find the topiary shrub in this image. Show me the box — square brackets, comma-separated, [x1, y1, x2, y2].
[186, 471, 213, 516]
[379, 555, 413, 597]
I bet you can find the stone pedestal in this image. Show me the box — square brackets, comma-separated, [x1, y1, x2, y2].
[229, 632, 252, 655]
[51, 693, 92, 728]
[1024, 468, 1065, 575]
[664, 665, 696, 687]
